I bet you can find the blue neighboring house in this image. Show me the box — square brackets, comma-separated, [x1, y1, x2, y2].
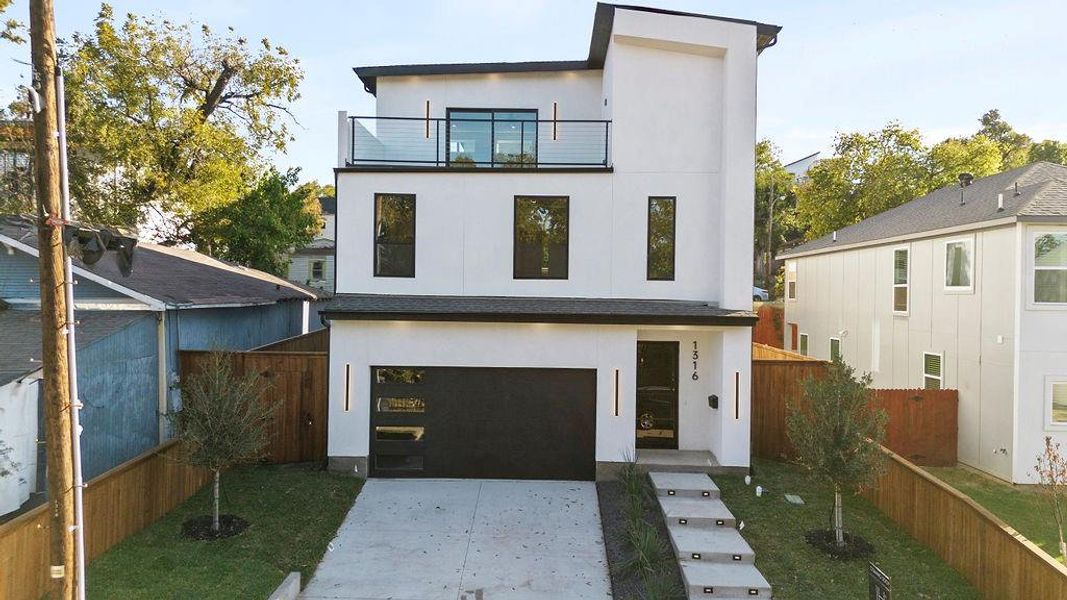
[0, 216, 317, 516]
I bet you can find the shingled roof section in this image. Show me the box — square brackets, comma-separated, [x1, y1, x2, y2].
[321, 294, 756, 326]
[0, 309, 153, 386]
[780, 162, 1067, 259]
[0, 217, 316, 306]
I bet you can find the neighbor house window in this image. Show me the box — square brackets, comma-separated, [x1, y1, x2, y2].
[786, 262, 797, 300]
[1048, 379, 1067, 427]
[893, 247, 909, 313]
[923, 352, 943, 390]
[799, 333, 809, 356]
[447, 109, 537, 167]
[374, 194, 416, 277]
[1034, 232, 1067, 304]
[647, 196, 676, 280]
[829, 337, 842, 362]
[310, 260, 325, 281]
[514, 196, 569, 279]
[944, 238, 974, 291]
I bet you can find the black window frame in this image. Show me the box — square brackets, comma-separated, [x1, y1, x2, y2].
[513, 195, 570, 280]
[373, 193, 416, 278]
[445, 107, 538, 168]
[646, 196, 677, 281]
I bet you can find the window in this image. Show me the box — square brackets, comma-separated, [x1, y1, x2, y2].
[447, 109, 537, 167]
[514, 196, 569, 279]
[1034, 232, 1067, 304]
[374, 194, 416, 277]
[310, 260, 325, 281]
[647, 196, 676, 280]
[799, 333, 809, 356]
[789, 323, 799, 351]
[1049, 379, 1067, 427]
[829, 337, 842, 362]
[944, 238, 974, 291]
[923, 352, 943, 390]
[893, 247, 909, 313]
[786, 262, 797, 300]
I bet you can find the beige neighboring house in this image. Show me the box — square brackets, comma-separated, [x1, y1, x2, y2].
[780, 162, 1067, 483]
[287, 196, 335, 291]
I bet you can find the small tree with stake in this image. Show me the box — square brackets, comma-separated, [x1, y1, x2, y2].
[787, 357, 887, 556]
[1035, 436, 1067, 563]
[170, 351, 276, 538]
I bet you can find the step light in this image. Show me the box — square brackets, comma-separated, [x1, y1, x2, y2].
[691, 553, 701, 560]
[715, 519, 725, 526]
[748, 590, 759, 596]
[678, 518, 688, 525]
[732, 554, 742, 561]
[703, 588, 714, 594]
[667, 489, 675, 496]
[701, 491, 710, 497]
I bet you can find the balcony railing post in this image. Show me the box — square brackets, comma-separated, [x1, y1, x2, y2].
[603, 121, 609, 167]
[350, 117, 356, 166]
[435, 119, 441, 167]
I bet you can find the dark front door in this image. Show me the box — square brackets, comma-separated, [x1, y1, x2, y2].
[636, 341, 679, 449]
[369, 366, 597, 480]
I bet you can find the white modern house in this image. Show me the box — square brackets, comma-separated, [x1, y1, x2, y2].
[780, 163, 1067, 483]
[322, 3, 780, 480]
[286, 196, 336, 291]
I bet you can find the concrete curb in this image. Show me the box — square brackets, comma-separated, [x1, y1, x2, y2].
[267, 572, 300, 600]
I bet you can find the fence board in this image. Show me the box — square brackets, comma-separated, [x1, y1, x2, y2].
[0, 441, 210, 600]
[862, 447, 1067, 598]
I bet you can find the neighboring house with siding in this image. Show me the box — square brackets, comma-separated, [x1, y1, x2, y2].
[0, 216, 316, 516]
[287, 196, 336, 292]
[779, 162, 1067, 483]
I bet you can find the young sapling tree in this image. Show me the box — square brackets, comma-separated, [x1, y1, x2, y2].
[1035, 436, 1067, 562]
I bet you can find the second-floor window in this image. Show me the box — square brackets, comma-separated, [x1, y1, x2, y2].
[311, 260, 325, 281]
[893, 247, 909, 313]
[786, 262, 797, 300]
[647, 196, 676, 280]
[514, 196, 568, 279]
[944, 238, 973, 291]
[374, 193, 416, 277]
[447, 109, 537, 167]
[829, 337, 842, 362]
[1034, 232, 1067, 304]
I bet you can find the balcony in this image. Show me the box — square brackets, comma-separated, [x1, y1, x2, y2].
[343, 113, 611, 170]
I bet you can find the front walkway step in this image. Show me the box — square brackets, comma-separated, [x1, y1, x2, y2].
[658, 496, 736, 528]
[649, 471, 720, 499]
[680, 562, 772, 598]
[668, 525, 754, 564]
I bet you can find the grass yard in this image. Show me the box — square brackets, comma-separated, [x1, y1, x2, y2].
[927, 465, 1063, 562]
[87, 463, 362, 600]
[718, 458, 979, 599]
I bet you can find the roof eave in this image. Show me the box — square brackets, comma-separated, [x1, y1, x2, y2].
[319, 310, 757, 327]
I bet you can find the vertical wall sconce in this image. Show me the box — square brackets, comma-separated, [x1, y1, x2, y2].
[344, 363, 351, 412]
[552, 101, 559, 140]
[424, 100, 431, 139]
[734, 371, 740, 420]
[613, 368, 620, 416]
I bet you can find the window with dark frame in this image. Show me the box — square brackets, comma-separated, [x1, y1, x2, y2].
[447, 108, 537, 167]
[310, 260, 325, 281]
[374, 193, 416, 277]
[514, 196, 569, 279]
[647, 196, 676, 280]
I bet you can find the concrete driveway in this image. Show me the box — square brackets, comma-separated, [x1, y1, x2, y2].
[302, 479, 612, 600]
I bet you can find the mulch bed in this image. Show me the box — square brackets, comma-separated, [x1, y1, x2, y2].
[596, 480, 686, 600]
[181, 514, 249, 541]
[804, 528, 875, 560]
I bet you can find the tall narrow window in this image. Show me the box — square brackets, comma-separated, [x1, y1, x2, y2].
[514, 196, 569, 279]
[786, 262, 797, 300]
[945, 239, 973, 291]
[374, 193, 416, 277]
[923, 352, 943, 390]
[829, 337, 842, 362]
[799, 333, 809, 356]
[893, 247, 909, 313]
[310, 260, 325, 281]
[647, 196, 676, 280]
[1034, 232, 1067, 304]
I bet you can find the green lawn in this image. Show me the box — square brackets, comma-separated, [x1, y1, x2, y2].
[926, 465, 1063, 562]
[87, 464, 362, 600]
[718, 459, 979, 599]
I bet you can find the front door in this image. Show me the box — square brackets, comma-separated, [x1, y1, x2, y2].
[636, 341, 679, 449]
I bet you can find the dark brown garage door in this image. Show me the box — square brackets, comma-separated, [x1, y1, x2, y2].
[370, 366, 597, 480]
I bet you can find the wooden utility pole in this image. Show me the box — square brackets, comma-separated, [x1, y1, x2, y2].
[29, 0, 76, 597]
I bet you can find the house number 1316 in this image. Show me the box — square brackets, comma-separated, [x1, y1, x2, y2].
[691, 341, 699, 381]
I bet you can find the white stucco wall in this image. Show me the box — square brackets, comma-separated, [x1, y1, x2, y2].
[0, 376, 38, 516]
[783, 226, 1018, 480]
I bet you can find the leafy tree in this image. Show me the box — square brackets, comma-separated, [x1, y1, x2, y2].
[1030, 140, 1067, 165]
[61, 3, 302, 239]
[170, 351, 276, 533]
[926, 134, 1002, 189]
[0, 0, 24, 44]
[978, 109, 1032, 169]
[187, 168, 322, 275]
[1035, 436, 1067, 563]
[787, 358, 887, 548]
[754, 140, 799, 292]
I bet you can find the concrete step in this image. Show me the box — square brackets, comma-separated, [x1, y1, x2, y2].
[649, 471, 720, 499]
[680, 561, 772, 599]
[658, 496, 736, 529]
[668, 525, 754, 564]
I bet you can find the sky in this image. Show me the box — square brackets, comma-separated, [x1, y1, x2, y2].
[2, 0, 1066, 184]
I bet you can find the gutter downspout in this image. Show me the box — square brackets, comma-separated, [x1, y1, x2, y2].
[157, 312, 167, 443]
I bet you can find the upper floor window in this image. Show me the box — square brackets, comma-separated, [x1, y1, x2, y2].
[311, 260, 325, 281]
[514, 196, 568, 279]
[374, 193, 415, 277]
[647, 196, 676, 280]
[944, 238, 973, 291]
[829, 337, 842, 362]
[799, 333, 809, 356]
[447, 109, 537, 167]
[893, 247, 909, 314]
[1034, 232, 1067, 304]
[785, 262, 797, 300]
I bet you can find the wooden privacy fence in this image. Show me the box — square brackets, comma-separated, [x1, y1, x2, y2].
[751, 304, 785, 348]
[0, 441, 210, 600]
[178, 349, 328, 464]
[862, 447, 1067, 598]
[751, 353, 959, 466]
[253, 328, 329, 352]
